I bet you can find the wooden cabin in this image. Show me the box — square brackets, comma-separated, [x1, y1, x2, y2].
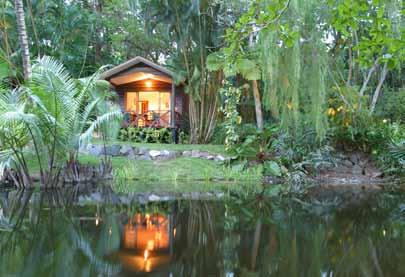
[101, 57, 188, 129]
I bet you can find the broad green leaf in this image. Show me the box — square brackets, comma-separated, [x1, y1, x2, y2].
[206, 52, 224, 71]
[0, 61, 9, 80]
[264, 161, 282, 177]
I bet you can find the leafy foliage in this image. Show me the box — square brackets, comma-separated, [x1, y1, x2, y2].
[0, 57, 122, 187]
[119, 127, 172, 144]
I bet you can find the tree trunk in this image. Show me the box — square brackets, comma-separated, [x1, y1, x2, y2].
[252, 80, 264, 131]
[358, 60, 378, 110]
[250, 218, 262, 270]
[369, 62, 388, 115]
[14, 0, 31, 80]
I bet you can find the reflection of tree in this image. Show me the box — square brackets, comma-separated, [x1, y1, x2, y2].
[0, 189, 121, 276]
[225, 195, 405, 276]
[170, 200, 225, 276]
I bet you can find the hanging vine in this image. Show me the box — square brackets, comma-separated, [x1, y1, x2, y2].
[260, 0, 328, 141]
[220, 80, 242, 150]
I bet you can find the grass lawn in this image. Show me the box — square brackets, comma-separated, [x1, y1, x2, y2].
[25, 141, 262, 193]
[78, 154, 263, 193]
[91, 139, 227, 155]
[79, 154, 262, 182]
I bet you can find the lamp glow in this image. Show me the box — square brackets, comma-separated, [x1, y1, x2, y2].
[145, 80, 152, 88]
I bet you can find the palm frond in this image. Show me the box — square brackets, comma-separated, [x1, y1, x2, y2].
[390, 140, 405, 164]
[79, 109, 123, 147]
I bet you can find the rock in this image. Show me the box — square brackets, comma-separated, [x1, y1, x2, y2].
[148, 194, 160, 201]
[120, 145, 134, 156]
[88, 144, 104, 156]
[191, 150, 200, 158]
[155, 150, 178, 161]
[349, 153, 360, 164]
[137, 155, 151, 161]
[199, 152, 211, 158]
[149, 150, 161, 159]
[90, 192, 102, 202]
[352, 164, 363, 175]
[342, 159, 354, 167]
[104, 144, 121, 156]
[206, 155, 215, 160]
[215, 155, 226, 162]
[138, 147, 149, 155]
[182, 150, 192, 157]
[168, 151, 179, 159]
[161, 150, 170, 156]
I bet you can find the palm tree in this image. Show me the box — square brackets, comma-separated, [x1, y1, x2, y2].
[14, 0, 31, 80]
[0, 56, 122, 187]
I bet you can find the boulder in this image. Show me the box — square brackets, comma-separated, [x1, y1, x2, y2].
[137, 154, 152, 161]
[199, 152, 211, 158]
[149, 150, 161, 159]
[182, 150, 192, 157]
[104, 144, 121, 156]
[120, 145, 134, 156]
[138, 147, 149, 155]
[215, 155, 226, 162]
[191, 150, 200, 157]
[88, 144, 104, 156]
[148, 194, 160, 201]
[167, 151, 179, 159]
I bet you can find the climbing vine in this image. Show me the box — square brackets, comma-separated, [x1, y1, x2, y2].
[220, 81, 242, 150]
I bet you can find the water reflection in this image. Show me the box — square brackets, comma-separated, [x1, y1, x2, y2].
[121, 213, 172, 273]
[0, 187, 405, 276]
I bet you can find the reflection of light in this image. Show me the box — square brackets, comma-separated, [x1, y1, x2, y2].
[145, 80, 152, 88]
[147, 240, 154, 250]
[383, 230, 386, 236]
[144, 250, 149, 261]
[145, 260, 152, 272]
[109, 227, 112, 235]
[173, 228, 176, 237]
[95, 218, 99, 226]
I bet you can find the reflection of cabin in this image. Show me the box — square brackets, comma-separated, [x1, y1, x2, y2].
[100, 57, 188, 129]
[119, 213, 174, 273]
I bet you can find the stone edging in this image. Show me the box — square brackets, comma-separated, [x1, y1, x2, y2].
[81, 143, 228, 162]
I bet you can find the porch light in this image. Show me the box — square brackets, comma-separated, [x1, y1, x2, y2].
[145, 80, 153, 88]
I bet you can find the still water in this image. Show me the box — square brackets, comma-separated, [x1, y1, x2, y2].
[0, 186, 405, 276]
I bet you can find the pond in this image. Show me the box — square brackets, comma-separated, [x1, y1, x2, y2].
[1, 185, 405, 276]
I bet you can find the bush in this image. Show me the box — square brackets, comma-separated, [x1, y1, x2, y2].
[375, 89, 405, 123]
[118, 127, 173, 144]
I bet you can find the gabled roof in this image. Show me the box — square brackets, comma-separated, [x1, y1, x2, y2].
[100, 56, 174, 81]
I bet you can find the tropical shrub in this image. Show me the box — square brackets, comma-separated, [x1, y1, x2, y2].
[227, 123, 278, 161]
[0, 57, 122, 187]
[375, 89, 405, 123]
[119, 127, 172, 144]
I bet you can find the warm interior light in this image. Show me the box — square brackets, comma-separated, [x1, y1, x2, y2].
[145, 80, 152, 88]
[137, 118, 145, 127]
[144, 249, 149, 261]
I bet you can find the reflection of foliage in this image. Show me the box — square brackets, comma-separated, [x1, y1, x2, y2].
[0, 189, 121, 276]
[171, 200, 224, 276]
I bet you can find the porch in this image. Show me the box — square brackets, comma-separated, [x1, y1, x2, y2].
[100, 56, 188, 129]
